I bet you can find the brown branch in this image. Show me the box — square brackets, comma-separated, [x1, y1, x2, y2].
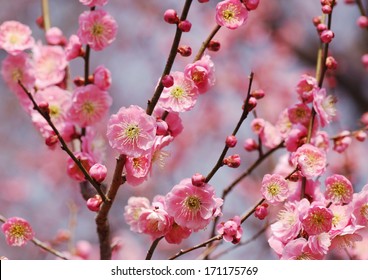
[95, 154, 126, 260]
[18, 81, 108, 202]
[146, 0, 193, 115]
[145, 236, 164, 260]
[193, 24, 221, 61]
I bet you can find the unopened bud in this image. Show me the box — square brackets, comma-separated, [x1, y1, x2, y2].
[244, 0, 260, 11]
[326, 56, 338, 70]
[322, 5, 332, 14]
[320, 30, 334, 43]
[223, 154, 241, 168]
[161, 74, 174, 88]
[87, 195, 103, 212]
[244, 97, 257, 112]
[156, 119, 169, 136]
[74, 76, 85, 87]
[251, 89, 265, 99]
[164, 9, 179, 24]
[89, 163, 107, 183]
[177, 45, 192, 57]
[254, 203, 268, 220]
[225, 135, 237, 148]
[207, 40, 221, 52]
[192, 173, 206, 187]
[45, 134, 58, 147]
[178, 20, 192, 32]
[243, 138, 258, 152]
[38, 101, 50, 116]
[355, 130, 367, 142]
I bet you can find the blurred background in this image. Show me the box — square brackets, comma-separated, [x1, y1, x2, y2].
[0, 0, 367, 259]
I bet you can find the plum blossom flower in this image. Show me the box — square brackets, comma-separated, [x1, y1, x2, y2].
[66, 152, 95, 182]
[351, 184, 368, 226]
[313, 88, 337, 127]
[138, 204, 172, 239]
[281, 238, 324, 260]
[68, 84, 112, 127]
[153, 106, 184, 138]
[164, 222, 192, 244]
[1, 217, 34, 246]
[77, 10, 117, 51]
[79, 0, 108, 7]
[124, 197, 150, 232]
[216, 0, 248, 30]
[165, 178, 223, 231]
[93, 65, 111, 90]
[33, 44, 67, 89]
[296, 74, 318, 103]
[184, 54, 215, 94]
[287, 103, 312, 126]
[261, 174, 289, 204]
[324, 174, 353, 205]
[107, 105, 157, 157]
[125, 154, 152, 186]
[0, 21, 34, 55]
[45, 27, 66, 46]
[65, 35, 83, 61]
[159, 71, 198, 113]
[217, 216, 243, 244]
[308, 232, 331, 255]
[302, 205, 333, 236]
[31, 86, 73, 139]
[291, 144, 326, 179]
[1, 52, 35, 109]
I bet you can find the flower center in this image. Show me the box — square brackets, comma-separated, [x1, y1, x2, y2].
[223, 6, 236, 22]
[360, 204, 368, 220]
[192, 69, 206, 83]
[124, 124, 140, 140]
[330, 182, 346, 198]
[82, 101, 95, 115]
[9, 33, 20, 45]
[9, 224, 26, 238]
[267, 183, 280, 196]
[49, 105, 60, 118]
[310, 213, 325, 229]
[11, 68, 22, 82]
[296, 253, 312, 260]
[185, 195, 201, 212]
[170, 86, 186, 99]
[92, 23, 104, 36]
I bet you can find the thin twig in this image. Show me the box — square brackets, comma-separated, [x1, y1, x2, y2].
[146, 0, 193, 115]
[17, 81, 108, 202]
[193, 24, 221, 61]
[146, 236, 164, 260]
[41, 0, 51, 31]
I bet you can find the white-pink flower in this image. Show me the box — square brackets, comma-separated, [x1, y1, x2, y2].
[291, 143, 327, 179]
[165, 178, 223, 231]
[93, 65, 111, 90]
[138, 205, 172, 239]
[164, 222, 192, 244]
[77, 10, 117, 51]
[106, 105, 157, 157]
[33, 44, 67, 89]
[351, 184, 368, 226]
[217, 216, 243, 244]
[261, 174, 289, 204]
[0, 21, 34, 55]
[124, 196, 150, 232]
[68, 84, 112, 127]
[325, 174, 353, 205]
[65, 35, 83, 61]
[215, 0, 248, 30]
[307, 232, 331, 255]
[281, 238, 324, 260]
[301, 205, 333, 236]
[159, 71, 198, 113]
[313, 88, 337, 127]
[296, 74, 318, 103]
[1, 217, 34, 246]
[125, 154, 152, 186]
[184, 54, 215, 94]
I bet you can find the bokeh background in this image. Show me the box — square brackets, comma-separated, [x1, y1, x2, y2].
[0, 0, 367, 259]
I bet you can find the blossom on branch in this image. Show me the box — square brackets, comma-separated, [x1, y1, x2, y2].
[1, 217, 34, 247]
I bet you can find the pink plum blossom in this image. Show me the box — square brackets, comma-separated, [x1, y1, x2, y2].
[313, 88, 337, 127]
[307, 232, 331, 255]
[33, 44, 67, 89]
[125, 154, 152, 186]
[65, 35, 83, 61]
[291, 143, 327, 179]
[301, 205, 333, 236]
[217, 216, 243, 244]
[287, 103, 312, 126]
[184, 54, 215, 94]
[164, 222, 192, 244]
[1, 52, 35, 109]
[351, 184, 368, 226]
[124, 197, 150, 232]
[165, 178, 223, 231]
[93, 65, 111, 90]
[215, 0, 248, 30]
[77, 10, 117, 51]
[261, 174, 289, 204]
[324, 174, 353, 205]
[284, 124, 307, 152]
[107, 105, 157, 157]
[1, 217, 34, 246]
[281, 238, 324, 260]
[68, 84, 112, 127]
[31, 86, 73, 139]
[296, 74, 318, 103]
[158, 71, 198, 113]
[89, 163, 107, 183]
[153, 106, 183, 138]
[0, 21, 34, 55]
[66, 152, 95, 182]
[45, 27, 66, 46]
[138, 205, 172, 239]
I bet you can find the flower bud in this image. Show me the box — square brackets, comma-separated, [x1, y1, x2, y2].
[177, 45, 192, 57]
[251, 89, 265, 99]
[207, 40, 221, 52]
[313, 16, 322, 26]
[357, 16, 368, 28]
[192, 173, 206, 187]
[362, 54, 368, 69]
[320, 30, 334, 43]
[73, 76, 85, 87]
[178, 20, 192, 32]
[243, 138, 258, 152]
[326, 56, 338, 70]
[93, 65, 111, 90]
[38, 101, 50, 116]
[223, 154, 241, 168]
[355, 130, 367, 142]
[87, 195, 103, 212]
[198, 0, 209, 3]
[322, 5, 332, 14]
[361, 112, 368, 126]
[254, 203, 268, 220]
[244, 0, 260, 11]
[36, 16, 44, 29]
[156, 119, 169, 136]
[317, 23, 327, 32]
[89, 163, 107, 183]
[45, 134, 58, 147]
[164, 9, 179, 24]
[161, 74, 174, 88]
[244, 96, 257, 112]
[225, 135, 237, 148]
